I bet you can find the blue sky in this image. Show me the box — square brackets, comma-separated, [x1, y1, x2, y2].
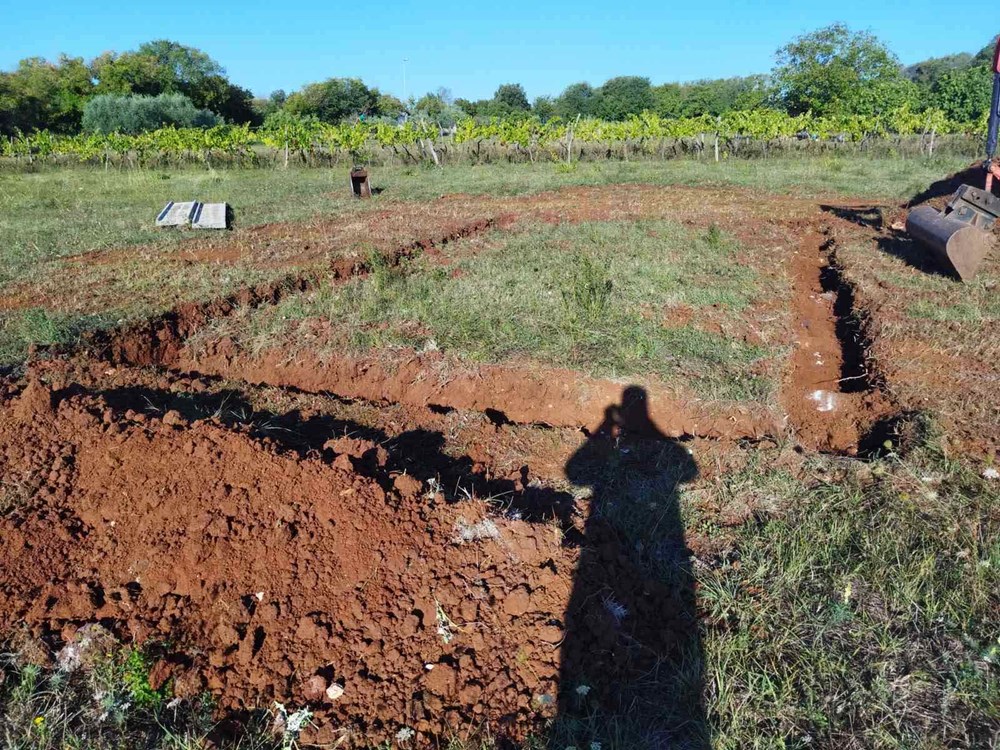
[2, 0, 996, 100]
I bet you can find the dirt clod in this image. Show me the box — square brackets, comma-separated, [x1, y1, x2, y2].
[14, 379, 53, 422]
[393, 473, 423, 497]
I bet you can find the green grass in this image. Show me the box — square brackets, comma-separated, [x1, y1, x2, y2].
[0, 308, 115, 370]
[0, 168, 363, 286]
[203, 220, 779, 402]
[540, 421, 1000, 749]
[907, 297, 1000, 323]
[371, 156, 973, 203]
[699, 438, 999, 749]
[0, 642, 217, 749]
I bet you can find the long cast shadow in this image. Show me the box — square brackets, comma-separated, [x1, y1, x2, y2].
[555, 386, 707, 749]
[92, 383, 577, 524]
[875, 234, 957, 279]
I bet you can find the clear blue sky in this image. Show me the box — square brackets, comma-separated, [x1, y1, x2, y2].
[3, 0, 996, 101]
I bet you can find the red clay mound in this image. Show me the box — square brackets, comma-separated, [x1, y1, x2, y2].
[0, 379, 692, 745]
[162, 344, 778, 441]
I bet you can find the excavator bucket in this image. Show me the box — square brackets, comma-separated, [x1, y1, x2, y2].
[906, 185, 1000, 281]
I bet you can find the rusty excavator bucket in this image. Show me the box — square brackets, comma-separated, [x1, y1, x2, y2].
[906, 185, 1000, 281]
[906, 36, 1000, 282]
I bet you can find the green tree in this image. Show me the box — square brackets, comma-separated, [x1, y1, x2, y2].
[454, 98, 478, 117]
[91, 51, 172, 97]
[414, 91, 446, 119]
[933, 64, 994, 122]
[493, 83, 530, 112]
[283, 78, 377, 122]
[594, 76, 654, 120]
[375, 92, 405, 118]
[554, 82, 596, 119]
[652, 83, 683, 117]
[91, 41, 253, 123]
[0, 56, 94, 134]
[533, 95, 556, 121]
[972, 35, 1000, 66]
[135, 40, 223, 90]
[412, 91, 463, 125]
[0, 73, 15, 134]
[250, 90, 287, 124]
[904, 53, 973, 88]
[775, 23, 912, 115]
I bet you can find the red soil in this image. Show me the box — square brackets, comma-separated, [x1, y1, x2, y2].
[0, 376, 703, 745]
[160, 344, 778, 441]
[781, 229, 893, 453]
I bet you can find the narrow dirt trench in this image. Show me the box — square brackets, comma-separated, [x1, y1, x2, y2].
[782, 227, 891, 454]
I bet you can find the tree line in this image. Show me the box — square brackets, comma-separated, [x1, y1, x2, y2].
[1, 25, 998, 138]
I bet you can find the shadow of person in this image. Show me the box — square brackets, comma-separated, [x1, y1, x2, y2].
[553, 385, 706, 750]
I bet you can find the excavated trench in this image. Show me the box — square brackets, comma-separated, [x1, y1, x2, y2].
[93, 230, 780, 442]
[93, 217, 501, 368]
[0, 207, 907, 746]
[781, 225, 894, 455]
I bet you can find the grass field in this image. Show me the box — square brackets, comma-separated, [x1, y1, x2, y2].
[193, 219, 777, 402]
[1, 156, 997, 750]
[0, 156, 970, 368]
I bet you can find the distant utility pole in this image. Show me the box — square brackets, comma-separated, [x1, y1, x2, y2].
[403, 58, 409, 103]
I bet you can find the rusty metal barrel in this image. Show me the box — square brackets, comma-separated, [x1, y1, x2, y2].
[905, 205, 993, 281]
[350, 167, 372, 198]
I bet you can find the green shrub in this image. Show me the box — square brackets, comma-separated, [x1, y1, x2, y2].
[82, 93, 220, 135]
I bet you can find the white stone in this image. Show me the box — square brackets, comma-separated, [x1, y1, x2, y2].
[156, 201, 197, 227]
[807, 389, 838, 413]
[325, 683, 344, 701]
[193, 202, 229, 229]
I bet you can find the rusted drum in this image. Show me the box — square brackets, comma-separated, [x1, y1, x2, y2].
[350, 168, 372, 199]
[906, 205, 993, 281]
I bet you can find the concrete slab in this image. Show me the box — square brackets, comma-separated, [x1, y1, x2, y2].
[192, 202, 229, 230]
[156, 201, 197, 227]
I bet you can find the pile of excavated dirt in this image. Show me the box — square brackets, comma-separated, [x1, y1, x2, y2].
[0, 376, 694, 746]
[905, 162, 993, 210]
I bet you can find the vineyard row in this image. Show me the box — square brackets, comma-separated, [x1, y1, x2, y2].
[2, 107, 988, 165]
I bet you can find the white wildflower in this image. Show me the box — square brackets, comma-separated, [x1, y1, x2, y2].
[396, 726, 416, 743]
[435, 601, 456, 644]
[272, 701, 313, 740]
